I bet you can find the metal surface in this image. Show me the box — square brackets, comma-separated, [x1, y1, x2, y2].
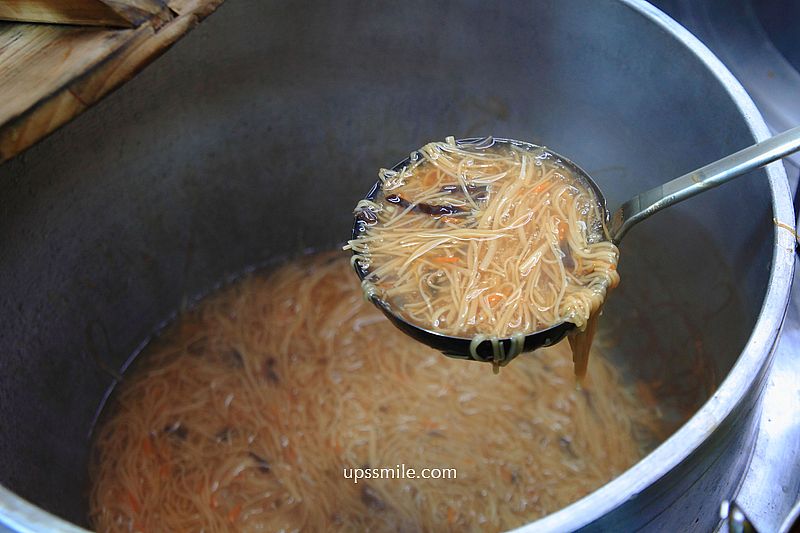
[653, 0, 800, 178]
[0, 0, 794, 532]
[720, 500, 758, 533]
[722, 270, 800, 533]
[780, 496, 800, 533]
[610, 126, 800, 242]
[651, 3, 800, 530]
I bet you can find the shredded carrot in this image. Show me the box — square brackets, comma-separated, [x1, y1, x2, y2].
[141, 436, 154, 457]
[447, 507, 457, 524]
[533, 180, 550, 193]
[422, 170, 439, 187]
[558, 221, 569, 240]
[210, 493, 219, 509]
[487, 293, 504, 307]
[422, 418, 439, 431]
[432, 256, 459, 264]
[285, 446, 297, 464]
[333, 439, 344, 455]
[228, 503, 243, 523]
[126, 491, 141, 514]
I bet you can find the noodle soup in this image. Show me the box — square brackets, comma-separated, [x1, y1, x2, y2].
[346, 138, 618, 374]
[89, 253, 663, 532]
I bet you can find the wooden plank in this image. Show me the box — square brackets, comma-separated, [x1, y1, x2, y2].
[0, 24, 136, 125]
[0, 0, 223, 163]
[71, 16, 184, 103]
[0, 0, 132, 27]
[0, 0, 171, 28]
[0, 86, 85, 159]
[98, 0, 172, 27]
[166, 0, 217, 17]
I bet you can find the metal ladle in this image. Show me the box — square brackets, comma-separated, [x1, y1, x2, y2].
[351, 127, 800, 363]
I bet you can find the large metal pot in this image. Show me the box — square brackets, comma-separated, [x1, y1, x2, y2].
[0, 0, 793, 531]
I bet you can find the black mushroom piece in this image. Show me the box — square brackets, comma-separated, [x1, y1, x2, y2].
[164, 421, 188, 440]
[248, 452, 271, 473]
[385, 194, 464, 217]
[226, 348, 244, 368]
[361, 485, 387, 511]
[355, 208, 378, 225]
[559, 240, 576, 271]
[216, 427, 232, 443]
[263, 357, 280, 384]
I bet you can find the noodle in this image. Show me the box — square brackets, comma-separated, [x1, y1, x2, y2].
[89, 253, 660, 532]
[345, 138, 619, 374]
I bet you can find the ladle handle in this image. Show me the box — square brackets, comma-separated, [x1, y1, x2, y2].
[609, 125, 800, 243]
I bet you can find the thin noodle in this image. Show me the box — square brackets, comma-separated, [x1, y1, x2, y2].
[346, 139, 620, 376]
[90, 253, 660, 532]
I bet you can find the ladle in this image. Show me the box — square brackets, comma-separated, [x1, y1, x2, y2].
[351, 127, 800, 363]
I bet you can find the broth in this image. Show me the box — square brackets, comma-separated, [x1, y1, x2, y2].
[90, 252, 664, 532]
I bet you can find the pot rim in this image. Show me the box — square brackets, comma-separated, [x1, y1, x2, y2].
[0, 1, 794, 532]
[516, 1, 795, 531]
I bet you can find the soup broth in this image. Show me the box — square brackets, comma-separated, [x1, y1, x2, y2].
[90, 253, 664, 532]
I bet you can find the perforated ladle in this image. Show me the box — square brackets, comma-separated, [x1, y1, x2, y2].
[351, 127, 800, 363]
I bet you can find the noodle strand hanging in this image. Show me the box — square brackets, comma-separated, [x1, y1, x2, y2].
[346, 138, 620, 375]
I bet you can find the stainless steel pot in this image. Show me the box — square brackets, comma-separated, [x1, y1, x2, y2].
[0, 0, 793, 531]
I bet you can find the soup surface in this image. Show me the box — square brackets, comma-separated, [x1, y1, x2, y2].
[90, 253, 664, 532]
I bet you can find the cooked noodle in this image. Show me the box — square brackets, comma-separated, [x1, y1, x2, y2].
[89, 253, 660, 532]
[345, 138, 619, 374]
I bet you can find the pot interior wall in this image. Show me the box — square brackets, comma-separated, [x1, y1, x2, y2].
[0, 0, 773, 527]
